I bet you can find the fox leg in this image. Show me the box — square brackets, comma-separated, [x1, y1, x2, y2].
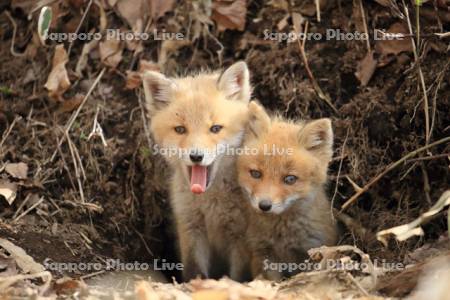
[178, 224, 210, 281]
[229, 244, 251, 282]
[251, 252, 282, 281]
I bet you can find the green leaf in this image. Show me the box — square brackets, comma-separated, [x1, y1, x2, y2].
[80, 131, 88, 140]
[140, 146, 151, 158]
[0, 86, 13, 95]
[38, 6, 52, 45]
[415, 0, 423, 5]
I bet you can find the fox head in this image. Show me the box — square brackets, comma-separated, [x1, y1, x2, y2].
[142, 62, 251, 194]
[237, 102, 333, 214]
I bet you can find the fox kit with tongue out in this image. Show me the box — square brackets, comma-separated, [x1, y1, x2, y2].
[143, 62, 252, 281]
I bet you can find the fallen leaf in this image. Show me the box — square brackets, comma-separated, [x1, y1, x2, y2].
[22, 68, 37, 85]
[135, 281, 159, 300]
[114, 0, 175, 31]
[270, 0, 289, 10]
[0, 180, 17, 205]
[149, 0, 176, 19]
[56, 94, 85, 114]
[5, 162, 28, 179]
[0, 254, 18, 277]
[192, 290, 229, 300]
[99, 31, 123, 69]
[211, 0, 247, 32]
[299, 0, 328, 17]
[107, 0, 119, 7]
[355, 51, 378, 86]
[158, 40, 191, 70]
[75, 39, 100, 76]
[115, 0, 147, 32]
[352, 0, 365, 33]
[53, 278, 82, 295]
[44, 45, 71, 101]
[125, 60, 160, 89]
[377, 190, 450, 246]
[375, 22, 413, 56]
[291, 12, 305, 33]
[0, 238, 45, 274]
[277, 14, 289, 31]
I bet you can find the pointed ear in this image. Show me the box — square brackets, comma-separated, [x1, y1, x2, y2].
[217, 61, 251, 103]
[142, 71, 177, 114]
[247, 101, 270, 139]
[298, 119, 333, 161]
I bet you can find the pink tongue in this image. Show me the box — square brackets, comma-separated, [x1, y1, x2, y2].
[190, 165, 207, 194]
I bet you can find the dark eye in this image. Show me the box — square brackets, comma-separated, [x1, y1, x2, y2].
[174, 126, 186, 134]
[250, 169, 262, 179]
[284, 175, 298, 185]
[210, 125, 223, 133]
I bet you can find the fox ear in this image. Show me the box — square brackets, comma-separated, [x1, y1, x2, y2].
[217, 61, 251, 103]
[142, 71, 177, 114]
[298, 119, 333, 161]
[247, 101, 270, 138]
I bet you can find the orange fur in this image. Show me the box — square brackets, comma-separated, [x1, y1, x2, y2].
[237, 102, 338, 280]
[143, 62, 252, 282]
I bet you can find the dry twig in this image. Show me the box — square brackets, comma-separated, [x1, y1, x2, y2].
[4, 11, 26, 57]
[292, 20, 339, 114]
[49, 68, 106, 162]
[341, 136, 450, 211]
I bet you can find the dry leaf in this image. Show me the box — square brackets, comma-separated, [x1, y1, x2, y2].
[0, 180, 17, 205]
[277, 15, 289, 31]
[291, 12, 305, 33]
[114, 0, 175, 32]
[149, 0, 176, 19]
[352, 0, 365, 33]
[116, 0, 147, 32]
[75, 39, 100, 76]
[158, 40, 191, 70]
[125, 60, 160, 90]
[107, 0, 119, 7]
[135, 281, 159, 300]
[0, 254, 18, 277]
[99, 32, 123, 69]
[377, 190, 450, 246]
[375, 22, 413, 56]
[57, 94, 85, 114]
[409, 256, 450, 300]
[45, 45, 71, 101]
[192, 290, 229, 300]
[355, 51, 378, 86]
[0, 238, 45, 274]
[5, 162, 28, 179]
[299, 0, 328, 17]
[211, 0, 247, 32]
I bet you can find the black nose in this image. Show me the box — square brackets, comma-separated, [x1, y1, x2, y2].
[189, 153, 204, 163]
[258, 200, 272, 212]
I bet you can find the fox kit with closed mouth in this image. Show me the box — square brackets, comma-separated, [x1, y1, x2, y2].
[142, 62, 251, 281]
[237, 102, 338, 280]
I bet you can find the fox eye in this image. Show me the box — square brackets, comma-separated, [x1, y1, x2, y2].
[174, 126, 187, 134]
[284, 175, 298, 185]
[250, 169, 262, 179]
[210, 125, 223, 133]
